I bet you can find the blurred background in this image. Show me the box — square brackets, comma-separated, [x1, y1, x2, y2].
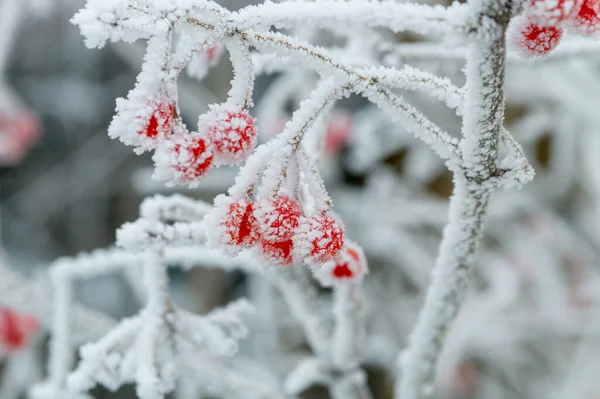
[3, 0, 600, 398]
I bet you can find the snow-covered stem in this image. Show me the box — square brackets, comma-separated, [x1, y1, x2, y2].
[270, 267, 372, 399]
[331, 282, 371, 399]
[139, 194, 212, 223]
[269, 267, 331, 358]
[48, 268, 73, 388]
[332, 282, 366, 371]
[143, 249, 172, 318]
[397, 0, 512, 397]
[233, 1, 468, 35]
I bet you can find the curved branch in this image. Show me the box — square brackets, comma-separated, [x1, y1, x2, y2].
[233, 1, 468, 37]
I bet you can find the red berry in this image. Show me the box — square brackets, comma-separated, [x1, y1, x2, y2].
[508, 16, 563, 57]
[294, 212, 345, 265]
[141, 103, 174, 139]
[333, 263, 354, 278]
[201, 105, 257, 165]
[330, 242, 366, 280]
[314, 240, 367, 286]
[220, 198, 260, 248]
[255, 195, 302, 241]
[569, 0, 600, 34]
[0, 308, 39, 352]
[153, 133, 214, 186]
[260, 239, 294, 266]
[525, 0, 581, 25]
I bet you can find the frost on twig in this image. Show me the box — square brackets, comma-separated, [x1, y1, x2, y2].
[62, 232, 254, 399]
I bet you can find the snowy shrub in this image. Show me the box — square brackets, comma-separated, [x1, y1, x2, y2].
[2, 0, 600, 398]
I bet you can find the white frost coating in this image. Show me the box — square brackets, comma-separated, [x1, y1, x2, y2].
[116, 219, 207, 251]
[66, 250, 254, 399]
[365, 66, 465, 111]
[522, 0, 580, 26]
[198, 103, 258, 166]
[223, 37, 255, 109]
[233, 1, 469, 36]
[140, 194, 212, 223]
[256, 78, 344, 198]
[109, 31, 176, 153]
[39, 193, 261, 399]
[331, 282, 366, 371]
[399, 4, 512, 398]
[152, 132, 214, 187]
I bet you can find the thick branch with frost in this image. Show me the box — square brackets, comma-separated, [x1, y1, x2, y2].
[398, 0, 514, 397]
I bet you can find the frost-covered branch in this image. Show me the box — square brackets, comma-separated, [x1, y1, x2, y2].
[398, 0, 514, 397]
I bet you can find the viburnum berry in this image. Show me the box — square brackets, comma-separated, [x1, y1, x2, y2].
[314, 240, 368, 286]
[140, 103, 175, 140]
[524, 0, 582, 25]
[568, 0, 600, 34]
[294, 212, 345, 265]
[215, 196, 261, 248]
[508, 16, 564, 58]
[200, 104, 258, 166]
[153, 132, 214, 186]
[0, 308, 39, 352]
[260, 239, 295, 266]
[255, 195, 302, 241]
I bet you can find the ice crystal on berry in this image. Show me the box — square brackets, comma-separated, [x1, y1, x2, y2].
[314, 240, 368, 286]
[153, 132, 213, 187]
[524, 0, 581, 25]
[260, 239, 295, 266]
[568, 0, 600, 34]
[210, 195, 261, 249]
[200, 104, 257, 166]
[508, 16, 564, 57]
[255, 195, 302, 241]
[294, 212, 345, 265]
[143, 103, 174, 139]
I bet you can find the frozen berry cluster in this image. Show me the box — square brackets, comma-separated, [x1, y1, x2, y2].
[134, 102, 257, 187]
[208, 193, 367, 282]
[509, 0, 600, 57]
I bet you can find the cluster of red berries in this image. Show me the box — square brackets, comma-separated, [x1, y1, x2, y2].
[210, 193, 367, 281]
[140, 103, 257, 185]
[0, 308, 39, 352]
[509, 0, 600, 57]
